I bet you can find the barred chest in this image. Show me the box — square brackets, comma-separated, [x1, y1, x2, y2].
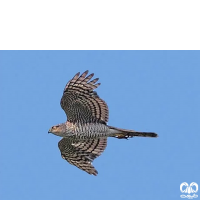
[65, 121, 109, 138]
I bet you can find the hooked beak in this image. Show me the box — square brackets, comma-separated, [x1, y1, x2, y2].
[48, 128, 52, 133]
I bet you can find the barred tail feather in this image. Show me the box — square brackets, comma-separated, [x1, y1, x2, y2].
[108, 126, 158, 139]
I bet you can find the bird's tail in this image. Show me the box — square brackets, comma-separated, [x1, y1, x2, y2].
[108, 125, 158, 139]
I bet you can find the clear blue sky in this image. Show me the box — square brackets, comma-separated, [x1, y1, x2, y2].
[1, 51, 199, 200]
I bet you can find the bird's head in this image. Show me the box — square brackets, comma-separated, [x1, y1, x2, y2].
[48, 123, 66, 136]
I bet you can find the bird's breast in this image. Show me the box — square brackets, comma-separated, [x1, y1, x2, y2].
[71, 123, 109, 138]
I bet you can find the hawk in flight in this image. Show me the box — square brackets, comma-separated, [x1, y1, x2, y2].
[48, 70, 157, 175]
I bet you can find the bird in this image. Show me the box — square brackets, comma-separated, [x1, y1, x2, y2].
[48, 70, 158, 176]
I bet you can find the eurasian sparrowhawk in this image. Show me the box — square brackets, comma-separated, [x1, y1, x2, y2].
[48, 70, 158, 175]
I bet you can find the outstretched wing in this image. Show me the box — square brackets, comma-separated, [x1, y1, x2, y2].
[60, 70, 109, 124]
[58, 137, 107, 176]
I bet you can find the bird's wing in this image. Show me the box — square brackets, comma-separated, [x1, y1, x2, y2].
[60, 70, 109, 124]
[58, 137, 107, 176]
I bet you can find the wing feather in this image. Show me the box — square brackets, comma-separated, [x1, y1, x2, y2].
[60, 71, 109, 124]
[58, 137, 107, 175]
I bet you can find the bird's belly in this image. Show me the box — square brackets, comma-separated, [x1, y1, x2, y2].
[72, 123, 109, 139]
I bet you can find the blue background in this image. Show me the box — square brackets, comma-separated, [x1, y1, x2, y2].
[1, 51, 199, 200]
